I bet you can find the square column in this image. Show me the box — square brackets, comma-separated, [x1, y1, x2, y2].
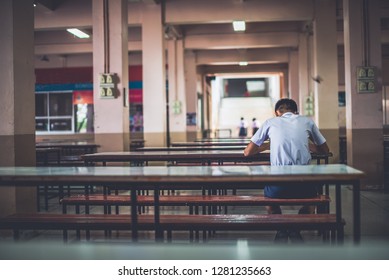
[313, 0, 339, 162]
[288, 49, 299, 104]
[343, 0, 383, 188]
[93, 0, 129, 151]
[167, 39, 187, 142]
[142, 4, 167, 146]
[0, 0, 36, 216]
[185, 51, 198, 140]
[298, 32, 313, 116]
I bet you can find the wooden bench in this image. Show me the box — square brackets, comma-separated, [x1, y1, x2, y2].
[61, 194, 331, 215]
[0, 213, 344, 243]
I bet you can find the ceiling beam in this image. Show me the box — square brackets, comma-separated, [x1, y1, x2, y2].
[185, 32, 299, 50]
[198, 63, 288, 75]
[36, 0, 65, 11]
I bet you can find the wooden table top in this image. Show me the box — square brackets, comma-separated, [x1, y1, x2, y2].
[194, 138, 251, 142]
[82, 150, 267, 164]
[171, 141, 249, 147]
[36, 141, 100, 149]
[136, 146, 246, 152]
[0, 164, 364, 187]
[82, 150, 332, 165]
[35, 147, 62, 153]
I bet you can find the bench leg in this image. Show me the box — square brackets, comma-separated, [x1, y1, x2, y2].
[321, 230, 329, 243]
[167, 230, 172, 242]
[202, 230, 207, 241]
[63, 230, 68, 242]
[337, 225, 344, 244]
[13, 230, 20, 241]
[44, 185, 49, 211]
[58, 185, 64, 204]
[330, 229, 336, 244]
[36, 186, 41, 212]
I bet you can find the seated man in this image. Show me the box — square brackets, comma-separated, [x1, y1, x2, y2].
[243, 98, 330, 243]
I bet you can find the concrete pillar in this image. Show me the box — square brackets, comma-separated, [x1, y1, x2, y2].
[298, 32, 311, 116]
[92, 0, 129, 152]
[312, 0, 339, 163]
[201, 74, 211, 136]
[167, 39, 187, 142]
[0, 0, 36, 217]
[184, 50, 198, 141]
[281, 70, 288, 99]
[288, 49, 299, 104]
[142, 4, 167, 146]
[343, 0, 383, 188]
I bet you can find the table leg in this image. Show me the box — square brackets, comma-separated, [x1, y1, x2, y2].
[154, 188, 163, 241]
[131, 189, 138, 241]
[353, 180, 361, 244]
[335, 184, 342, 224]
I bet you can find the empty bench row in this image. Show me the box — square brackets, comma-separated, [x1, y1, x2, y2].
[60, 194, 331, 215]
[0, 213, 344, 243]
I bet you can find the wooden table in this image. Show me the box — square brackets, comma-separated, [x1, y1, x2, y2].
[171, 141, 250, 147]
[36, 141, 100, 155]
[35, 147, 61, 166]
[136, 146, 247, 152]
[0, 164, 364, 243]
[194, 137, 250, 142]
[83, 150, 268, 166]
[82, 150, 332, 166]
[130, 139, 145, 151]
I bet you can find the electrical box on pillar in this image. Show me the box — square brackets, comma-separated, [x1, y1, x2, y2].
[99, 73, 118, 98]
[357, 66, 377, 93]
[172, 100, 182, 114]
[304, 95, 314, 116]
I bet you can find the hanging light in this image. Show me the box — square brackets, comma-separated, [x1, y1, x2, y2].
[233, 21, 246, 32]
[67, 28, 90, 39]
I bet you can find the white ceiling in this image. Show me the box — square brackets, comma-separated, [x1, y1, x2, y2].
[33, 0, 389, 76]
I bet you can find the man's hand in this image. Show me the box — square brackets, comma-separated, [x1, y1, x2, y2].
[309, 142, 330, 154]
[243, 141, 270, 156]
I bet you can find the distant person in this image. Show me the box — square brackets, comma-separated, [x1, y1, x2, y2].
[251, 118, 260, 136]
[243, 98, 330, 243]
[238, 117, 248, 137]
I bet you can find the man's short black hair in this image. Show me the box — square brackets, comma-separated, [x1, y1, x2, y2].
[274, 98, 298, 114]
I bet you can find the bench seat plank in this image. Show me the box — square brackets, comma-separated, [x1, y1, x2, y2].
[61, 194, 330, 207]
[0, 213, 343, 240]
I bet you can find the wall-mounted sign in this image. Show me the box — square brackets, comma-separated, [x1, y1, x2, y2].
[357, 66, 376, 93]
[99, 73, 118, 98]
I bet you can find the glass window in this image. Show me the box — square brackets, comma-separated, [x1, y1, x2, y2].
[35, 92, 73, 133]
[35, 119, 48, 131]
[35, 94, 48, 117]
[49, 118, 72, 131]
[49, 93, 73, 116]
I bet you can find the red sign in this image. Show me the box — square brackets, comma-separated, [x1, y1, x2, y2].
[73, 90, 93, 105]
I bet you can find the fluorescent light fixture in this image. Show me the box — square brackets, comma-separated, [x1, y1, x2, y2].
[233, 20, 246, 31]
[67, 28, 90, 39]
[239, 61, 248, 66]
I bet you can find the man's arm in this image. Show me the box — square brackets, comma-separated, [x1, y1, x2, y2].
[243, 141, 270, 156]
[309, 141, 330, 154]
